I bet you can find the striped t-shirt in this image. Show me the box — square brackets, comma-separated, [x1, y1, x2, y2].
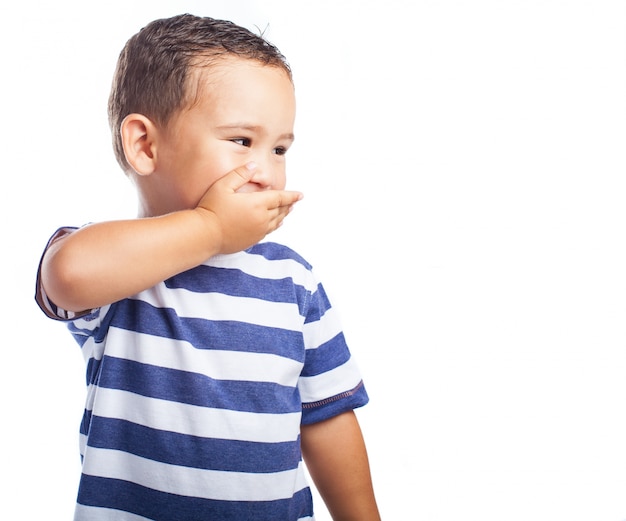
[36, 228, 369, 521]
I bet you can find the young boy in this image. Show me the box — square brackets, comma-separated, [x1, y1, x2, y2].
[35, 13, 380, 521]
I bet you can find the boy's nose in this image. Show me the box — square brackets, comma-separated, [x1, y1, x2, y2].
[248, 158, 276, 189]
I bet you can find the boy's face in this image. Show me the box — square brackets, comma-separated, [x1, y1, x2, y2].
[141, 57, 296, 216]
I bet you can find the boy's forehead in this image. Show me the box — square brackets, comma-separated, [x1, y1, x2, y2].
[193, 55, 291, 84]
[190, 57, 294, 106]
[177, 56, 295, 128]
[191, 54, 291, 77]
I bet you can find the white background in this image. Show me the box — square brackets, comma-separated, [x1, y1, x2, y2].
[2, 1, 626, 519]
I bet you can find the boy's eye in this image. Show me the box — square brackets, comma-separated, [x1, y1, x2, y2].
[274, 146, 288, 156]
[232, 138, 251, 147]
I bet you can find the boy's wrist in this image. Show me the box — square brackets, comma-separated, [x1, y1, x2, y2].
[189, 206, 224, 258]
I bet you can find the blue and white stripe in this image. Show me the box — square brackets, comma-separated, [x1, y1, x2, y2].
[36, 239, 368, 520]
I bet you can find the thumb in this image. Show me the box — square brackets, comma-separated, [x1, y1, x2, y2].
[217, 162, 257, 193]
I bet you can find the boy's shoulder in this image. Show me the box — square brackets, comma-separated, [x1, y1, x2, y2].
[247, 241, 312, 270]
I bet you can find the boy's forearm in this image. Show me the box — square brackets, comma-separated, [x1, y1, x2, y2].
[301, 411, 381, 521]
[41, 209, 222, 313]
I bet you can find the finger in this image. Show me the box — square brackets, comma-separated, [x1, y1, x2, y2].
[272, 190, 303, 209]
[271, 202, 297, 229]
[268, 211, 287, 232]
[216, 162, 258, 193]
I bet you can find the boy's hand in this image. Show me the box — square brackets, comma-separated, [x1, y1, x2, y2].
[195, 162, 303, 254]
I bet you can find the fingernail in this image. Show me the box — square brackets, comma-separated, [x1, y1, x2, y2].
[246, 161, 257, 171]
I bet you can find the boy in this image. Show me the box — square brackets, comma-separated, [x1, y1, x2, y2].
[35, 13, 380, 521]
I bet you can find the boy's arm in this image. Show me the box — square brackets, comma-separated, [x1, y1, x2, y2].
[301, 410, 381, 521]
[41, 163, 302, 313]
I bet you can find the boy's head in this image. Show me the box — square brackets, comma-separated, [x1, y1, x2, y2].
[107, 14, 296, 217]
[108, 13, 292, 176]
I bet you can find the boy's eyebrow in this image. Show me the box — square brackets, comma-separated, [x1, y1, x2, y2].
[217, 124, 295, 141]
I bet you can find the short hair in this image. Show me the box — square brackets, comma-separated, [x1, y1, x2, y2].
[108, 13, 292, 174]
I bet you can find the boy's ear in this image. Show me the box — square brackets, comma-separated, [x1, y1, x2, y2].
[121, 114, 158, 176]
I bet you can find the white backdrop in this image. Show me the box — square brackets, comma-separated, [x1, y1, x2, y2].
[3, 1, 626, 519]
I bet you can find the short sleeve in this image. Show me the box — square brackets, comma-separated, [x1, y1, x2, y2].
[34, 226, 98, 321]
[298, 281, 369, 425]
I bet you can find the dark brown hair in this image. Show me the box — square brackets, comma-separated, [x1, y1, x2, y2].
[108, 13, 292, 173]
